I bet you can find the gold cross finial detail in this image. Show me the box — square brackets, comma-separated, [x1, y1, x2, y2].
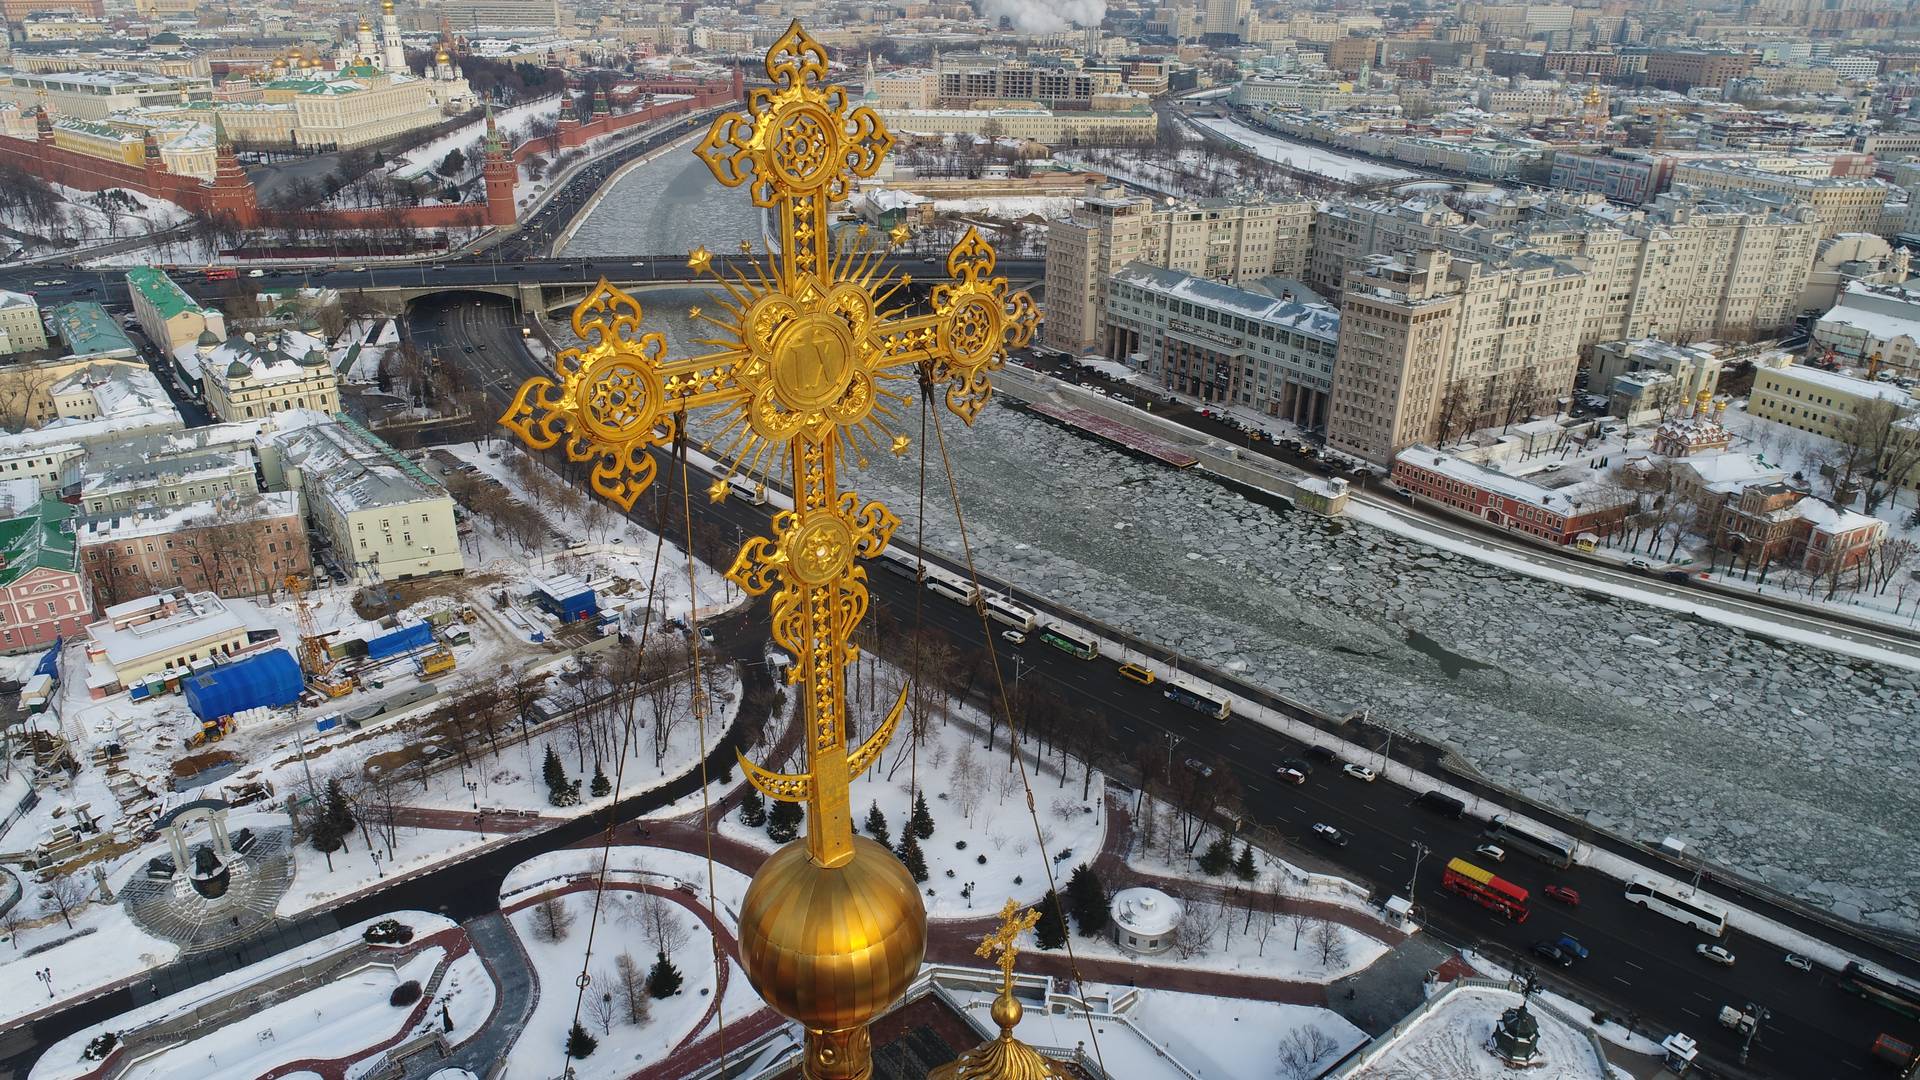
[500, 20, 1039, 870]
[978, 898, 1042, 990]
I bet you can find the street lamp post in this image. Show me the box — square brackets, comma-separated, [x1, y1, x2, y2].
[36, 967, 52, 998]
[466, 781, 478, 809]
[1407, 842, 1429, 908]
[371, 849, 384, 879]
[1739, 1004, 1769, 1065]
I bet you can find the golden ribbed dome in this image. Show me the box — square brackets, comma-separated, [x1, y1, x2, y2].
[929, 992, 1065, 1080]
[736, 836, 926, 1033]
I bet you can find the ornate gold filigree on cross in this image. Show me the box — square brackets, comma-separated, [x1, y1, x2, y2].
[499, 19, 1037, 871]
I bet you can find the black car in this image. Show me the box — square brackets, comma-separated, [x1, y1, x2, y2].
[1662, 569, 1693, 585]
[1278, 756, 1313, 777]
[1304, 745, 1339, 763]
[1531, 942, 1572, 967]
[1415, 790, 1466, 818]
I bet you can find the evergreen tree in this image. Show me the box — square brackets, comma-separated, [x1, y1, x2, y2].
[322, 778, 355, 850]
[738, 787, 766, 828]
[864, 801, 891, 849]
[895, 831, 928, 883]
[1233, 842, 1257, 882]
[565, 1021, 597, 1058]
[590, 763, 611, 799]
[1198, 834, 1234, 876]
[1033, 890, 1067, 950]
[767, 798, 802, 843]
[543, 746, 573, 807]
[647, 950, 683, 998]
[1065, 864, 1109, 937]
[909, 789, 935, 840]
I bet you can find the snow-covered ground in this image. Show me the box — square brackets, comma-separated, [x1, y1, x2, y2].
[1345, 982, 1611, 1079]
[1190, 116, 1424, 185]
[31, 912, 459, 1080]
[946, 981, 1364, 1080]
[720, 700, 1108, 920]
[589, 284, 1920, 931]
[503, 882, 722, 1079]
[0, 182, 190, 265]
[1055, 905, 1385, 982]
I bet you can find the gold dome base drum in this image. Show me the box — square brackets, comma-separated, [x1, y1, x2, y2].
[738, 836, 928, 1079]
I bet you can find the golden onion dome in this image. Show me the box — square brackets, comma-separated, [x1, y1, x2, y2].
[736, 836, 926, 1034]
[436, 48, 450, 62]
[358, 19, 370, 31]
[928, 993, 1065, 1080]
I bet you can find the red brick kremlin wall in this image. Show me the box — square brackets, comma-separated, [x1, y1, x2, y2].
[0, 73, 741, 232]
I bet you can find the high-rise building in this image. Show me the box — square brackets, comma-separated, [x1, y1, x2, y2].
[1309, 190, 1819, 348]
[1044, 185, 1314, 353]
[1325, 252, 1463, 465]
[1667, 161, 1891, 239]
[1324, 249, 1590, 464]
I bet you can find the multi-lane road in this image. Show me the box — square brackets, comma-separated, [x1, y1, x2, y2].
[424, 289, 1920, 1079]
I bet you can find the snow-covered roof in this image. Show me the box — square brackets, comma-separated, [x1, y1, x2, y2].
[88, 591, 246, 668]
[1111, 886, 1182, 936]
[1766, 363, 1910, 404]
[271, 413, 449, 515]
[202, 328, 332, 390]
[77, 491, 299, 545]
[1111, 262, 1340, 340]
[1816, 303, 1920, 348]
[1343, 983, 1610, 1078]
[1395, 445, 1617, 514]
[1678, 452, 1785, 493]
[1792, 496, 1882, 536]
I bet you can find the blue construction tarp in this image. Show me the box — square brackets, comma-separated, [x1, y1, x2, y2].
[183, 650, 303, 721]
[365, 620, 434, 660]
[34, 637, 60, 680]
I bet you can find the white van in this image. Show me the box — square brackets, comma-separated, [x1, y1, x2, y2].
[726, 475, 767, 505]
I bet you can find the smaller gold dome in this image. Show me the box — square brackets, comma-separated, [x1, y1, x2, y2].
[359, 19, 370, 30]
[436, 48, 450, 62]
[737, 835, 926, 1033]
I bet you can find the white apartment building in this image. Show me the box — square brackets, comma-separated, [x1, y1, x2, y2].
[0, 290, 46, 355]
[1045, 186, 1315, 353]
[1668, 161, 1891, 239]
[265, 414, 462, 583]
[200, 330, 341, 423]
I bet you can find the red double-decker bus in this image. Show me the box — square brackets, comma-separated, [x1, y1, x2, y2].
[1442, 857, 1529, 922]
[204, 266, 237, 281]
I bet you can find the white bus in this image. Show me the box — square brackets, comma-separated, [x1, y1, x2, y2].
[924, 565, 979, 605]
[726, 475, 767, 505]
[1624, 880, 1728, 937]
[980, 591, 1037, 632]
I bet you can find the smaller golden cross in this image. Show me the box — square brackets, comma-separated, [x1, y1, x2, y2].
[977, 898, 1043, 991]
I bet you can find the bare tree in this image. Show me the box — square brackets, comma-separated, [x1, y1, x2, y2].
[1311, 918, 1348, 969]
[614, 951, 651, 1025]
[532, 895, 574, 942]
[638, 889, 690, 963]
[1432, 378, 1475, 445]
[1834, 399, 1920, 513]
[950, 741, 985, 820]
[1175, 898, 1222, 958]
[1276, 1025, 1341, 1080]
[587, 980, 618, 1035]
[44, 874, 91, 930]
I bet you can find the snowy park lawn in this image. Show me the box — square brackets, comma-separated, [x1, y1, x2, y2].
[404, 949, 496, 1045]
[506, 889, 718, 1080]
[1344, 983, 1611, 1079]
[1189, 116, 1423, 184]
[1051, 905, 1386, 983]
[949, 982, 1363, 1080]
[32, 912, 458, 1080]
[107, 946, 445, 1080]
[500, 847, 751, 928]
[0, 868, 180, 1028]
[273, 806, 497, 917]
[720, 711, 1108, 919]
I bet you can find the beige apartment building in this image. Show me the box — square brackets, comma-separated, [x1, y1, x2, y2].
[879, 104, 1154, 146]
[1668, 162, 1890, 239]
[1324, 249, 1589, 465]
[0, 70, 212, 120]
[201, 331, 341, 423]
[0, 290, 46, 356]
[1325, 253, 1463, 466]
[1309, 190, 1819, 348]
[1044, 186, 1314, 353]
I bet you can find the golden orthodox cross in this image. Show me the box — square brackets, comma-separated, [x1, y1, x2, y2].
[502, 21, 1038, 869]
[978, 898, 1043, 990]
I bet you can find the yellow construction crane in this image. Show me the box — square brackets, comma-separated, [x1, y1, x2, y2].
[286, 574, 353, 698]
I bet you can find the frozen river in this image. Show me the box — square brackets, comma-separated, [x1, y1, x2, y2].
[558, 135, 761, 258]
[553, 155, 1920, 932]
